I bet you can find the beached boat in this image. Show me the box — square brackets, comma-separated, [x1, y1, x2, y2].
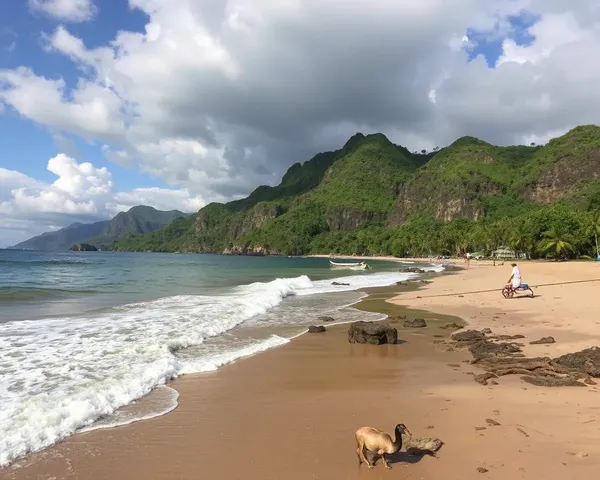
[328, 259, 370, 270]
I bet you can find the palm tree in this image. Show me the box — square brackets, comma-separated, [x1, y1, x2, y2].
[539, 227, 576, 260]
[586, 211, 600, 258]
[509, 222, 533, 259]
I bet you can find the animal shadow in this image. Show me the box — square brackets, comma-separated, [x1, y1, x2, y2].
[365, 449, 426, 467]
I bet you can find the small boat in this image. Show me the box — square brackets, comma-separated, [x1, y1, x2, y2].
[328, 259, 370, 270]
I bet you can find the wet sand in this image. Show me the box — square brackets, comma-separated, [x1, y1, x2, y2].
[4, 261, 600, 479]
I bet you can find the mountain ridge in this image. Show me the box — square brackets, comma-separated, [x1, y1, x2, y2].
[10, 206, 191, 251]
[110, 125, 600, 259]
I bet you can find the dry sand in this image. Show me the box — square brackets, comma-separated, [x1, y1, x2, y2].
[3, 261, 600, 479]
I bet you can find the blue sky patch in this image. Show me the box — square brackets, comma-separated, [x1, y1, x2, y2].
[465, 10, 540, 67]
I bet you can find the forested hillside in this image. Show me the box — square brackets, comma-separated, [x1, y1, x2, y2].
[110, 126, 600, 259]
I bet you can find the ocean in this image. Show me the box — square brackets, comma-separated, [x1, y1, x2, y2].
[0, 250, 442, 467]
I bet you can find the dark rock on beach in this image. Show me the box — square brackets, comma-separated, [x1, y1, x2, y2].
[440, 322, 463, 330]
[331, 281, 349, 286]
[308, 325, 326, 333]
[530, 336, 556, 345]
[318, 316, 335, 322]
[493, 334, 526, 340]
[404, 318, 427, 328]
[347, 321, 398, 345]
[399, 267, 426, 274]
[521, 375, 585, 387]
[474, 372, 498, 385]
[553, 347, 600, 377]
[452, 329, 486, 343]
[468, 340, 522, 360]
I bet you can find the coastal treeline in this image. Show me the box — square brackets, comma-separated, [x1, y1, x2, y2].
[111, 125, 600, 260]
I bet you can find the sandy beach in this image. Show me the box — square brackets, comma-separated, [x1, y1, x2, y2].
[3, 260, 600, 479]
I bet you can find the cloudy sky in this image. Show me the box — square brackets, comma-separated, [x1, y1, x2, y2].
[1, 0, 599, 247]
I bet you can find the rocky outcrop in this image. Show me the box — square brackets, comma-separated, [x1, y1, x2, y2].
[468, 340, 522, 360]
[440, 322, 463, 330]
[325, 207, 385, 231]
[308, 325, 326, 333]
[445, 328, 600, 387]
[525, 151, 600, 204]
[388, 178, 500, 225]
[69, 243, 97, 251]
[232, 203, 283, 237]
[553, 347, 600, 377]
[451, 329, 486, 343]
[529, 336, 556, 345]
[404, 318, 427, 328]
[347, 321, 398, 345]
[221, 245, 276, 256]
[399, 267, 426, 273]
[318, 316, 335, 322]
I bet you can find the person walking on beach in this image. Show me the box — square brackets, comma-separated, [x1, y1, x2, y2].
[507, 262, 521, 290]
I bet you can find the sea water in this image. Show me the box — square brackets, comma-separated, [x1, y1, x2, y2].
[0, 250, 442, 466]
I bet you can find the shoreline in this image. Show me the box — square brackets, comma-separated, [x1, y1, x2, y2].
[1, 259, 440, 471]
[5, 262, 600, 479]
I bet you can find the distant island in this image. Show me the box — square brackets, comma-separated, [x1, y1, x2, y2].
[10, 206, 192, 251]
[69, 243, 98, 252]
[109, 125, 600, 261]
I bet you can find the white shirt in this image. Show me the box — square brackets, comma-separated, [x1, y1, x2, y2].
[511, 266, 521, 287]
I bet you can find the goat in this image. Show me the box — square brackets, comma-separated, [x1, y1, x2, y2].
[355, 423, 411, 469]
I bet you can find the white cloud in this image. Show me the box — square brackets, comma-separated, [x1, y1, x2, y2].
[28, 0, 97, 22]
[1, 0, 600, 217]
[0, 155, 204, 247]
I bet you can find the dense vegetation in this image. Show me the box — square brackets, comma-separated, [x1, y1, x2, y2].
[11, 206, 189, 250]
[111, 126, 600, 260]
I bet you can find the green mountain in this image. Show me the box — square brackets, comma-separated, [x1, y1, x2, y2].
[110, 126, 600, 259]
[11, 206, 190, 251]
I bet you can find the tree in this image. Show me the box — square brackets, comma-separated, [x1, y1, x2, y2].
[538, 227, 576, 260]
[530, 142, 536, 146]
[509, 221, 533, 259]
[586, 210, 600, 257]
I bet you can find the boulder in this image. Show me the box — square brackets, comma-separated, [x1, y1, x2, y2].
[308, 325, 326, 333]
[553, 347, 600, 377]
[331, 281, 349, 286]
[347, 321, 398, 345]
[404, 318, 427, 328]
[529, 336, 556, 345]
[318, 316, 335, 323]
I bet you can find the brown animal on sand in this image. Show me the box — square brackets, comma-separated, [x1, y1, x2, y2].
[355, 423, 412, 469]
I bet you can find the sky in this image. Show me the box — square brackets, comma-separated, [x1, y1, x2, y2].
[1, 0, 600, 247]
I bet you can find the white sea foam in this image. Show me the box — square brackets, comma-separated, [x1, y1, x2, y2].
[0, 267, 438, 467]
